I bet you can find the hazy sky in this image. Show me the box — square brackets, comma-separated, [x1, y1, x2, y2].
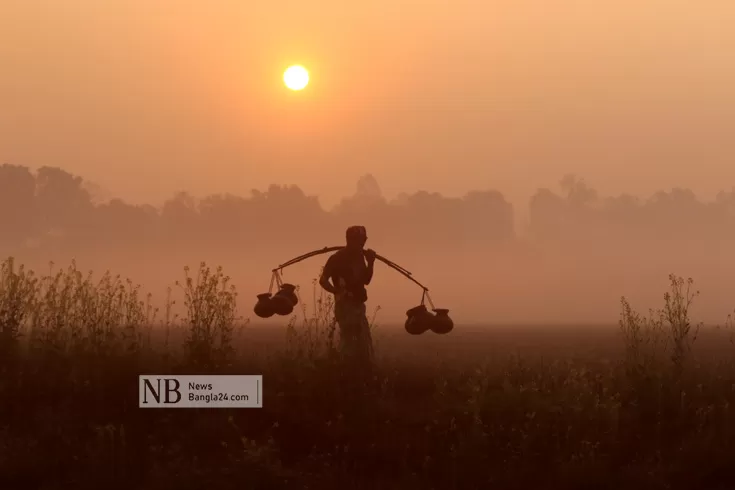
[2, 0, 735, 209]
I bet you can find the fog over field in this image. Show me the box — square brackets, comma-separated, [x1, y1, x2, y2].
[1, 166, 733, 326]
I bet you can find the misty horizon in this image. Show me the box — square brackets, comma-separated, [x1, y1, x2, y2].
[6, 161, 735, 222]
[1, 163, 733, 327]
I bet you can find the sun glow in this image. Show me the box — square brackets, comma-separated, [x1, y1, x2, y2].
[283, 65, 309, 91]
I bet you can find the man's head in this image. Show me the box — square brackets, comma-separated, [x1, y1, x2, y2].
[345, 225, 367, 250]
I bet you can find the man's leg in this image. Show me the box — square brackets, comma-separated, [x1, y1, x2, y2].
[335, 300, 373, 369]
[335, 300, 358, 359]
[356, 303, 374, 366]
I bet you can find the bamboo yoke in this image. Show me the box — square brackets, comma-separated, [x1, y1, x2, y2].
[255, 246, 453, 335]
[267, 246, 436, 310]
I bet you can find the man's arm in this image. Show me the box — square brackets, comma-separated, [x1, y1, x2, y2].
[364, 249, 376, 285]
[319, 257, 338, 294]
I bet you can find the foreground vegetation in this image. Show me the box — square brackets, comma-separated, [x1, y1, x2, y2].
[1, 257, 735, 490]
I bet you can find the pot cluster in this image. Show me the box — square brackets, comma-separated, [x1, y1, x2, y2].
[404, 305, 454, 335]
[253, 284, 298, 317]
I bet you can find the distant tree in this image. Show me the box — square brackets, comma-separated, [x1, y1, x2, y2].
[355, 173, 383, 199]
[198, 193, 252, 243]
[34, 166, 94, 241]
[599, 193, 641, 228]
[713, 189, 735, 239]
[334, 174, 388, 217]
[461, 190, 514, 241]
[714, 188, 735, 218]
[249, 184, 327, 239]
[83, 180, 113, 205]
[161, 191, 199, 241]
[398, 191, 464, 245]
[94, 198, 159, 244]
[529, 188, 567, 239]
[643, 188, 708, 238]
[0, 164, 37, 246]
[560, 174, 598, 209]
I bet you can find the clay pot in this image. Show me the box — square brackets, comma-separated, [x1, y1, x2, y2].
[274, 283, 298, 306]
[270, 284, 297, 316]
[404, 305, 433, 335]
[271, 298, 293, 316]
[430, 309, 454, 334]
[253, 293, 275, 318]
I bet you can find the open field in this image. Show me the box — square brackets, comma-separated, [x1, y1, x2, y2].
[239, 322, 735, 365]
[2, 258, 735, 490]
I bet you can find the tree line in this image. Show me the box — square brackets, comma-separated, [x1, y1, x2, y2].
[1, 163, 733, 256]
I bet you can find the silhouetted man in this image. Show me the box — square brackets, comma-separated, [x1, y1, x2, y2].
[319, 226, 376, 368]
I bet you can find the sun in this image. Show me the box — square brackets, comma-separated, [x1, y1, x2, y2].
[283, 65, 309, 91]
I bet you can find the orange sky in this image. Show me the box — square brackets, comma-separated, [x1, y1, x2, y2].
[2, 0, 735, 210]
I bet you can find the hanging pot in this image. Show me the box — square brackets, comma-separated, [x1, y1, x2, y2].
[254, 293, 276, 318]
[430, 308, 454, 334]
[271, 293, 294, 315]
[274, 283, 298, 306]
[404, 305, 433, 335]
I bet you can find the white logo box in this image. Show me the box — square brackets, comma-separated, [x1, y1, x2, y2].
[139, 375, 263, 408]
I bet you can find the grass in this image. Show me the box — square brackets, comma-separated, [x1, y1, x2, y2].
[1, 257, 735, 490]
